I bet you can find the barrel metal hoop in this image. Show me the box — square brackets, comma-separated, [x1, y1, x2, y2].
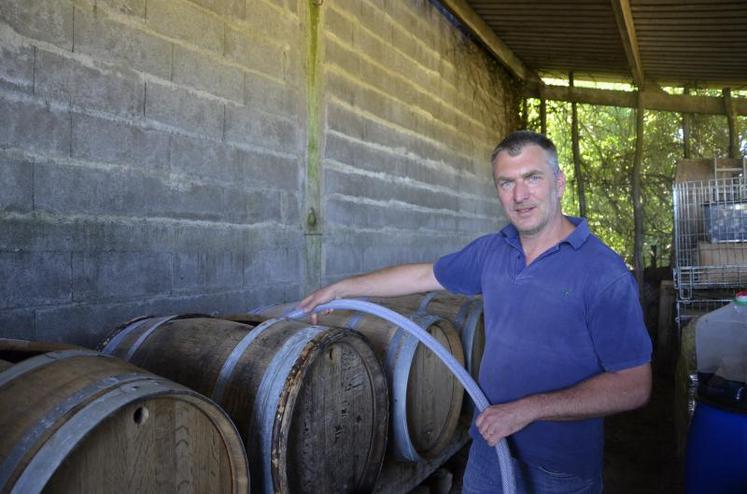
[250, 326, 325, 494]
[385, 328, 422, 462]
[344, 313, 365, 330]
[454, 300, 471, 328]
[0, 350, 104, 390]
[461, 300, 483, 376]
[211, 318, 280, 403]
[100, 318, 152, 355]
[10, 378, 171, 494]
[417, 292, 439, 313]
[123, 315, 179, 361]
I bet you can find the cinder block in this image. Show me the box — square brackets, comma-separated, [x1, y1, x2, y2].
[0, 94, 71, 156]
[190, 0, 244, 18]
[324, 242, 362, 277]
[224, 105, 300, 153]
[325, 7, 354, 45]
[164, 180, 227, 222]
[34, 161, 158, 216]
[147, 0, 224, 53]
[228, 188, 283, 224]
[224, 26, 284, 79]
[0, 0, 73, 49]
[0, 308, 35, 340]
[0, 209, 169, 253]
[35, 49, 144, 116]
[280, 190, 300, 224]
[0, 157, 32, 212]
[244, 72, 299, 118]
[72, 113, 170, 169]
[97, 0, 146, 17]
[72, 251, 172, 302]
[145, 82, 223, 139]
[0, 33, 34, 92]
[234, 147, 299, 191]
[0, 252, 72, 309]
[170, 135, 241, 183]
[326, 101, 364, 140]
[324, 168, 456, 211]
[244, 246, 300, 284]
[74, 8, 171, 80]
[236, 1, 293, 46]
[173, 251, 243, 291]
[172, 45, 243, 102]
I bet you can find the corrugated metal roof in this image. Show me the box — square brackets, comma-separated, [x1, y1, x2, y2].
[464, 0, 747, 87]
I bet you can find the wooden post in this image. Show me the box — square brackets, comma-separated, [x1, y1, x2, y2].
[682, 85, 691, 159]
[521, 97, 528, 129]
[633, 91, 645, 293]
[570, 72, 587, 218]
[724, 87, 739, 159]
[539, 85, 547, 135]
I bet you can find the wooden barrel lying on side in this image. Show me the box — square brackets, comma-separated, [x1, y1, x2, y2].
[100, 315, 388, 494]
[372, 292, 486, 381]
[251, 303, 465, 462]
[0, 347, 249, 494]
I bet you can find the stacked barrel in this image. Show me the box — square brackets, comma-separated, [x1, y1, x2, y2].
[0, 340, 249, 494]
[1, 291, 484, 493]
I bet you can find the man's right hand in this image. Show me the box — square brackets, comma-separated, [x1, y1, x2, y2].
[297, 283, 342, 324]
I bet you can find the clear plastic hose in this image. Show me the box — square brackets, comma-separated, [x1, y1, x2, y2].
[285, 299, 516, 494]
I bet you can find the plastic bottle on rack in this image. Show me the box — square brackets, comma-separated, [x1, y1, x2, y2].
[685, 291, 747, 494]
[695, 290, 747, 404]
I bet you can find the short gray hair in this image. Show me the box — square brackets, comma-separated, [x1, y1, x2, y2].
[490, 130, 560, 177]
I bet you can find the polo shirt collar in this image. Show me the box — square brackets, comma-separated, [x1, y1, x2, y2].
[499, 215, 590, 250]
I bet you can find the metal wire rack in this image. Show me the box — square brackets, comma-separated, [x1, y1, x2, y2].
[673, 172, 747, 298]
[676, 295, 732, 328]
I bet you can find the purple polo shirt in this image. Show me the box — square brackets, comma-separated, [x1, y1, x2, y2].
[434, 216, 651, 478]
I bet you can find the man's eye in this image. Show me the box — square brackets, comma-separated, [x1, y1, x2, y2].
[527, 175, 542, 183]
[499, 181, 513, 190]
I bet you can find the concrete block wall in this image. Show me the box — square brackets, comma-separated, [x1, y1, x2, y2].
[320, 0, 517, 283]
[0, 0, 518, 347]
[0, 0, 304, 346]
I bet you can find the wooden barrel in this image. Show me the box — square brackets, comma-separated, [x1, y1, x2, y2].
[371, 292, 486, 381]
[0, 348, 249, 494]
[100, 315, 388, 494]
[251, 303, 465, 462]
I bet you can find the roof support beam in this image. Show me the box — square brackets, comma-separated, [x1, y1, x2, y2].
[523, 82, 747, 116]
[610, 0, 645, 86]
[437, 0, 535, 81]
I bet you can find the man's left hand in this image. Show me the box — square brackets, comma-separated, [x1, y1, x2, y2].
[475, 401, 534, 447]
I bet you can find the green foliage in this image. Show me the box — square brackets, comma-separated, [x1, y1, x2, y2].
[526, 94, 744, 268]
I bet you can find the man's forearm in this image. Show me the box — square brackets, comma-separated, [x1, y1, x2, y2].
[299, 263, 443, 313]
[333, 263, 442, 298]
[521, 362, 652, 422]
[476, 362, 651, 446]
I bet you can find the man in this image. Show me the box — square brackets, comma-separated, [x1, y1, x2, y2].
[299, 130, 652, 493]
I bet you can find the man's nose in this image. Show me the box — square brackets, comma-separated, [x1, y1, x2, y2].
[513, 180, 529, 202]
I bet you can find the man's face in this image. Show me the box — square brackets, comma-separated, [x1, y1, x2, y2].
[493, 144, 566, 237]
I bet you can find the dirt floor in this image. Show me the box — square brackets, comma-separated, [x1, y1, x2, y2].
[416, 367, 684, 493]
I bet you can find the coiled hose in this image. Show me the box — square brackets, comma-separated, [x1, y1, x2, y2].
[285, 298, 516, 494]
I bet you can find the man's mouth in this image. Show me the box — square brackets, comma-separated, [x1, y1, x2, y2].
[514, 206, 535, 215]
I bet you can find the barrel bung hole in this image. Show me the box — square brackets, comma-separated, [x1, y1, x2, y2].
[133, 406, 149, 425]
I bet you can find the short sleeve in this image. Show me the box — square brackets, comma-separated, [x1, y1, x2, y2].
[587, 272, 653, 371]
[433, 234, 494, 295]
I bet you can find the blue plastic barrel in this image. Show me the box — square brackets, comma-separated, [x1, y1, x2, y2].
[685, 400, 747, 494]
